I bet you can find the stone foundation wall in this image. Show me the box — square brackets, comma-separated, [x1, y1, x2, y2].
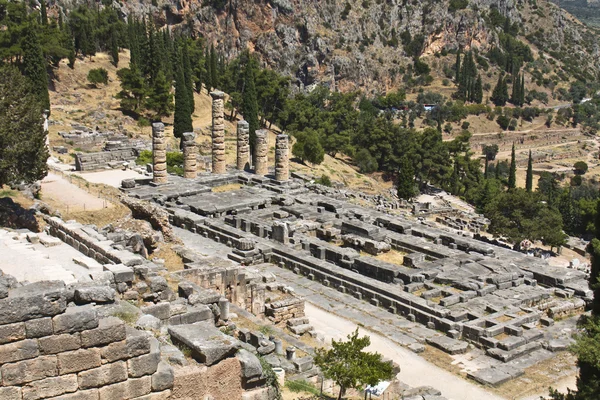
[264, 297, 305, 326]
[0, 279, 171, 400]
[75, 148, 138, 171]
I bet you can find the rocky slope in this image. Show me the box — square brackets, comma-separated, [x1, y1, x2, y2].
[62, 0, 600, 94]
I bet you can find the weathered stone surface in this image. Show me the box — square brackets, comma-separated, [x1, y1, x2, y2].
[147, 276, 168, 293]
[77, 361, 128, 389]
[168, 322, 241, 366]
[0, 281, 68, 325]
[25, 317, 53, 338]
[0, 339, 39, 364]
[135, 314, 161, 331]
[103, 264, 134, 284]
[151, 361, 174, 391]
[0, 387, 22, 399]
[80, 317, 126, 348]
[426, 335, 469, 355]
[57, 348, 102, 374]
[22, 374, 78, 400]
[101, 329, 151, 363]
[45, 389, 99, 399]
[275, 134, 289, 181]
[130, 390, 172, 400]
[98, 375, 151, 400]
[152, 123, 167, 184]
[254, 130, 268, 176]
[141, 302, 171, 320]
[0, 322, 26, 345]
[160, 344, 187, 367]
[1, 355, 58, 385]
[467, 365, 524, 387]
[211, 91, 226, 174]
[74, 287, 115, 304]
[236, 349, 263, 379]
[127, 338, 160, 378]
[237, 120, 250, 171]
[39, 333, 81, 355]
[52, 306, 98, 334]
[182, 132, 197, 179]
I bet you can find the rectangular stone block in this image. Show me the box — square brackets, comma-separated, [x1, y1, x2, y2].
[127, 351, 160, 378]
[77, 361, 127, 389]
[131, 390, 172, 400]
[0, 282, 67, 325]
[98, 376, 151, 400]
[39, 333, 81, 355]
[103, 264, 134, 283]
[1, 355, 58, 385]
[45, 389, 99, 400]
[100, 331, 151, 363]
[0, 387, 21, 399]
[58, 348, 102, 374]
[25, 318, 54, 338]
[0, 339, 39, 364]
[81, 317, 126, 348]
[22, 374, 78, 400]
[0, 322, 26, 344]
[53, 306, 98, 334]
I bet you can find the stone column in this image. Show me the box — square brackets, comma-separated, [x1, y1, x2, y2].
[219, 297, 230, 321]
[210, 91, 226, 174]
[275, 134, 289, 181]
[152, 122, 167, 184]
[182, 132, 197, 179]
[237, 120, 250, 171]
[254, 129, 268, 176]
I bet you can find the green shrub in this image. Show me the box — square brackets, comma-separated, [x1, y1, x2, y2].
[87, 68, 108, 86]
[316, 174, 332, 187]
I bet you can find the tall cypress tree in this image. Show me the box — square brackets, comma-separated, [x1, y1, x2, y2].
[210, 44, 218, 90]
[491, 74, 507, 106]
[473, 75, 483, 104]
[22, 24, 50, 112]
[520, 74, 526, 106]
[182, 42, 195, 114]
[110, 27, 119, 67]
[455, 49, 461, 83]
[146, 69, 174, 121]
[508, 142, 517, 189]
[526, 150, 533, 192]
[397, 155, 417, 200]
[205, 47, 212, 90]
[40, 0, 47, 26]
[173, 56, 193, 147]
[242, 57, 259, 151]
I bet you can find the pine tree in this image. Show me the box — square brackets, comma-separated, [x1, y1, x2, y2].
[525, 150, 533, 192]
[501, 76, 509, 105]
[508, 142, 517, 189]
[110, 27, 119, 67]
[242, 57, 259, 151]
[22, 24, 50, 112]
[520, 74, 526, 106]
[397, 155, 417, 200]
[127, 17, 141, 67]
[146, 70, 174, 121]
[40, 0, 47, 26]
[210, 44, 218, 90]
[173, 60, 193, 146]
[473, 75, 483, 104]
[0, 66, 49, 187]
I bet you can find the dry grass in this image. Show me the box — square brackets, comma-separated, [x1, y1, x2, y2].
[212, 183, 242, 193]
[420, 345, 466, 377]
[152, 243, 185, 272]
[373, 249, 407, 266]
[60, 206, 129, 228]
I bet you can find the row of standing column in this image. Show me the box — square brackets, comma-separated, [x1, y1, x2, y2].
[151, 92, 289, 184]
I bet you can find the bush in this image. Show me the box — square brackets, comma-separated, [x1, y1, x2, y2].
[496, 114, 510, 130]
[461, 121, 470, 130]
[87, 68, 108, 86]
[413, 58, 430, 75]
[574, 161, 589, 175]
[354, 148, 379, 173]
[316, 174, 332, 186]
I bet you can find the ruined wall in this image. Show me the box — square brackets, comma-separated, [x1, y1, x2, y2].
[0, 279, 171, 399]
[75, 148, 138, 171]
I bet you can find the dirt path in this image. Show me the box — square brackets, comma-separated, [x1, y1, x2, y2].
[304, 303, 505, 400]
[41, 173, 111, 212]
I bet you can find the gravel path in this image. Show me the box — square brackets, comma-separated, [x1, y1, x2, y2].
[42, 173, 110, 211]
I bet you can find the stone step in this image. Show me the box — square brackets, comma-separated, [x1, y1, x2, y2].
[486, 341, 542, 362]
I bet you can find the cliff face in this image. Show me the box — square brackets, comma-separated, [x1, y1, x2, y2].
[78, 0, 600, 92]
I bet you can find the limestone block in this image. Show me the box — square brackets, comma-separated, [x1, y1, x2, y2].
[254, 130, 268, 176]
[0, 387, 21, 399]
[151, 361, 174, 391]
[0, 322, 26, 345]
[57, 348, 102, 374]
[44, 389, 99, 400]
[81, 317, 126, 348]
[74, 287, 115, 304]
[168, 322, 241, 366]
[0, 281, 68, 325]
[211, 91, 226, 175]
[52, 306, 98, 334]
[148, 276, 169, 293]
[136, 314, 161, 331]
[100, 329, 151, 363]
[77, 361, 128, 389]
[22, 374, 78, 400]
[98, 376, 151, 400]
[1, 355, 58, 386]
[0, 339, 39, 364]
[182, 132, 197, 179]
[141, 302, 171, 320]
[152, 123, 167, 184]
[127, 338, 160, 378]
[236, 349, 262, 379]
[39, 333, 81, 355]
[130, 390, 172, 400]
[103, 264, 134, 283]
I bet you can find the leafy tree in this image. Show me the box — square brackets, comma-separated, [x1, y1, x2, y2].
[570, 81, 587, 104]
[508, 142, 516, 189]
[146, 70, 174, 120]
[314, 328, 394, 400]
[292, 129, 324, 165]
[526, 150, 533, 192]
[397, 155, 417, 200]
[116, 65, 147, 113]
[87, 68, 108, 87]
[354, 149, 378, 173]
[574, 161, 589, 175]
[0, 67, 49, 187]
[482, 144, 499, 161]
[22, 24, 50, 112]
